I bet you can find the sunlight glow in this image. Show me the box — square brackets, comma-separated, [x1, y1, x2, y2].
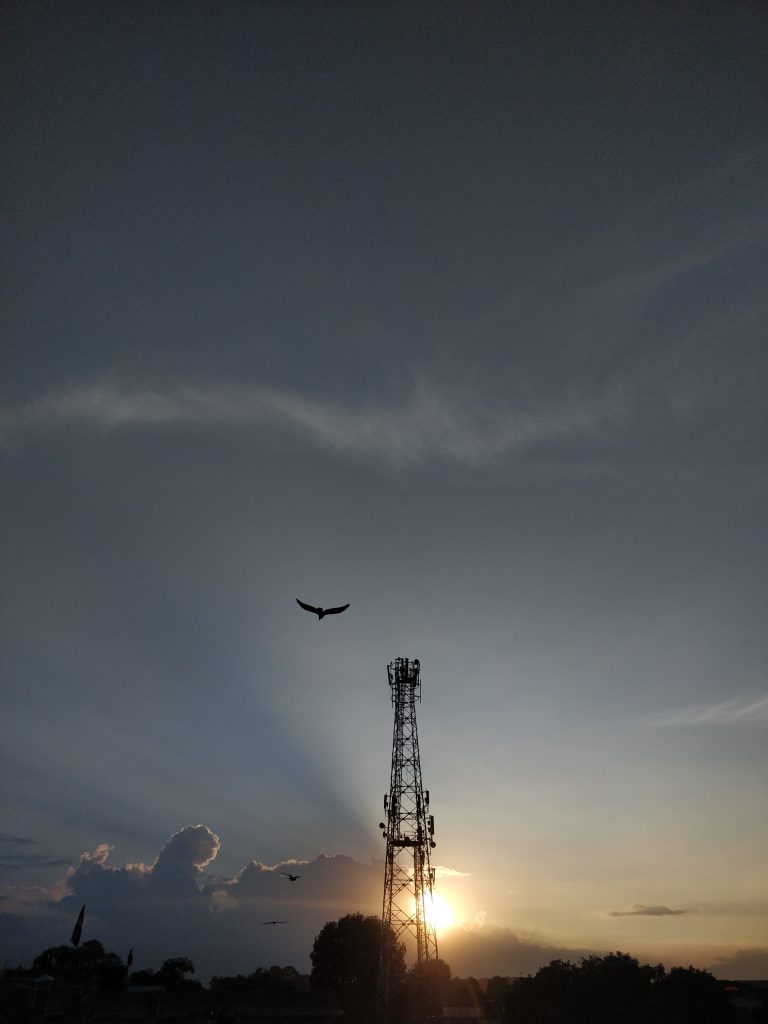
[426, 892, 456, 933]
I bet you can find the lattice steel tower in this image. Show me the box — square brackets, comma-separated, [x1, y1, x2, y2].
[377, 656, 438, 1019]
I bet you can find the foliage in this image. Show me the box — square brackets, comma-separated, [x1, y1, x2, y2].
[503, 953, 736, 1024]
[485, 975, 514, 1018]
[128, 956, 201, 991]
[210, 965, 305, 992]
[33, 940, 123, 972]
[650, 965, 736, 1024]
[397, 958, 452, 1022]
[310, 912, 406, 1024]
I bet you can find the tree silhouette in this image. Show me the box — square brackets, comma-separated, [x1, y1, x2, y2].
[505, 954, 735, 1024]
[33, 940, 122, 972]
[399, 958, 452, 1022]
[507, 958, 579, 1024]
[485, 975, 513, 1020]
[310, 912, 405, 1024]
[210, 966, 305, 992]
[579, 952, 661, 1024]
[651, 965, 735, 1024]
[129, 957, 201, 991]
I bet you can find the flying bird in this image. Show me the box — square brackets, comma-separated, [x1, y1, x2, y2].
[296, 599, 350, 619]
[281, 872, 301, 881]
[262, 920, 287, 925]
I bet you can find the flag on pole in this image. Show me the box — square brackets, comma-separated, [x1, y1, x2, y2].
[71, 904, 85, 947]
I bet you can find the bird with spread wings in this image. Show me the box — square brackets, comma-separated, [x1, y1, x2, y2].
[296, 598, 349, 620]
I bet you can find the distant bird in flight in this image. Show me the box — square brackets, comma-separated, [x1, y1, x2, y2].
[281, 872, 301, 882]
[262, 920, 287, 925]
[296, 598, 350, 620]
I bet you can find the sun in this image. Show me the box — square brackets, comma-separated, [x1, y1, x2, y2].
[426, 891, 456, 933]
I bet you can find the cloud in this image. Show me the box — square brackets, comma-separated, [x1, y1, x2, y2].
[440, 923, 595, 978]
[153, 825, 221, 878]
[75, 843, 113, 869]
[209, 853, 380, 912]
[0, 854, 72, 871]
[649, 694, 768, 727]
[61, 827, 222, 904]
[0, 834, 38, 847]
[608, 905, 686, 917]
[709, 948, 768, 980]
[0, 827, 490, 981]
[434, 865, 472, 879]
[0, 826, 758, 985]
[0, 832, 72, 875]
[0, 883, 69, 914]
[0, 827, 382, 980]
[7, 379, 616, 468]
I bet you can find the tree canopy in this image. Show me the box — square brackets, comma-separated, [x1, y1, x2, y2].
[128, 956, 201, 991]
[310, 912, 406, 1024]
[398, 957, 453, 1022]
[33, 941, 122, 972]
[504, 953, 735, 1024]
[210, 965, 305, 992]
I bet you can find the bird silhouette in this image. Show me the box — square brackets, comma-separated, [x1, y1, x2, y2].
[262, 920, 287, 925]
[296, 599, 349, 619]
[281, 872, 301, 881]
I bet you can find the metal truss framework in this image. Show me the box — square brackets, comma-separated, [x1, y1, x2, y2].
[378, 657, 438, 1020]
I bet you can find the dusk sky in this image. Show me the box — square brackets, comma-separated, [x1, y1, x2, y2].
[2, 0, 766, 983]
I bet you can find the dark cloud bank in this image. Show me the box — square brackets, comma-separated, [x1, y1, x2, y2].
[1, 827, 765, 982]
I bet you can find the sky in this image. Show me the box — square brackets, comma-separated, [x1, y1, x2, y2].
[1, 0, 767, 984]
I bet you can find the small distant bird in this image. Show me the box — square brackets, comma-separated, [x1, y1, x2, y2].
[281, 872, 301, 882]
[296, 598, 350, 620]
[262, 920, 287, 925]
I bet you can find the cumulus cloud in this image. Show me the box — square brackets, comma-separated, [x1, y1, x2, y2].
[0, 827, 383, 980]
[209, 853, 379, 912]
[153, 825, 221, 878]
[7, 379, 616, 468]
[609, 905, 686, 917]
[649, 693, 768, 727]
[0, 827, 478, 980]
[59, 827, 222, 906]
[1, 827, 755, 985]
[75, 843, 113, 869]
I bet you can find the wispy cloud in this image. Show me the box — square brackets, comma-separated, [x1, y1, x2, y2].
[0, 855, 72, 871]
[650, 694, 768, 727]
[0, 834, 38, 847]
[609, 905, 686, 917]
[0, 834, 71, 871]
[435, 865, 471, 879]
[7, 379, 615, 468]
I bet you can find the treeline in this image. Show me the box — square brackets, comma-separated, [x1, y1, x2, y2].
[26, 920, 756, 1024]
[490, 953, 741, 1024]
[31, 944, 306, 995]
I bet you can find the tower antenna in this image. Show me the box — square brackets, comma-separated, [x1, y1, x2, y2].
[377, 657, 438, 1021]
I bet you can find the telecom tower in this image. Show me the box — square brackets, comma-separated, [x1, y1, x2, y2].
[377, 657, 438, 1020]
